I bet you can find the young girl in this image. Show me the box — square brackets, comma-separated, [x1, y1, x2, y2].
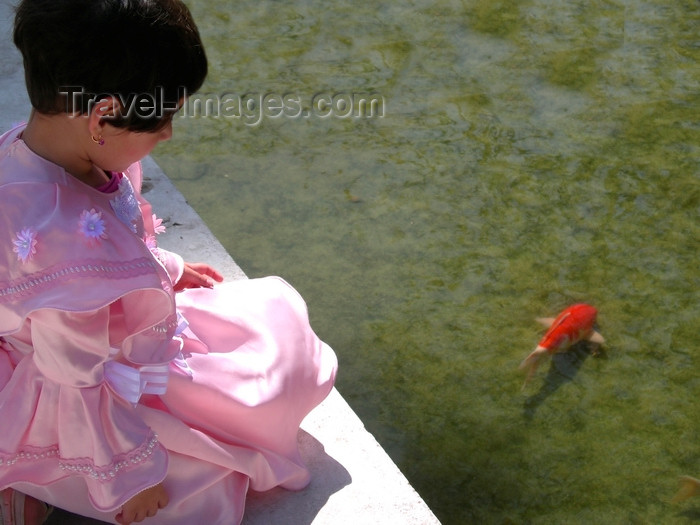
[0, 1, 337, 524]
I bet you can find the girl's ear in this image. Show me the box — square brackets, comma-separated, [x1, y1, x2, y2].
[87, 96, 122, 137]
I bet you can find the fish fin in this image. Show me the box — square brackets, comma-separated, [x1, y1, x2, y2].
[519, 347, 548, 390]
[588, 331, 605, 344]
[671, 475, 700, 503]
[535, 317, 555, 327]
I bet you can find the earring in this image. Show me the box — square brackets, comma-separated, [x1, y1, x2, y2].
[91, 135, 105, 146]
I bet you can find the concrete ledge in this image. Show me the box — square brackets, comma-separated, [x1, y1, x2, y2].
[246, 387, 438, 525]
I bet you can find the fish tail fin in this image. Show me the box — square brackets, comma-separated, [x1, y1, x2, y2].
[671, 476, 700, 503]
[519, 347, 547, 390]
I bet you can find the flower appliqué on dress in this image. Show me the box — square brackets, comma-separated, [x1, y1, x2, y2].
[78, 208, 108, 245]
[152, 214, 166, 235]
[110, 177, 141, 234]
[12, 228, 38, 263]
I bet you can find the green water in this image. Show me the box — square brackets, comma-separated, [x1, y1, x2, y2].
[153, 1, 699, 523]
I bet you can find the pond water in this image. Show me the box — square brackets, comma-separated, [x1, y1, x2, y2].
[153, 1, 699, 523]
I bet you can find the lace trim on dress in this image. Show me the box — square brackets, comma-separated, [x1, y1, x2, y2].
[0, 445, 60, 466]
[0, 434, 160, 482]
[0, 258, 158, 302]
[59, 433, 160, 481]
[145, 312, 179, 336]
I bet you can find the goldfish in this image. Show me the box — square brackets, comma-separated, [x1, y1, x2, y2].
[672, 475, 700, 503]
[519, 303, 604, 388]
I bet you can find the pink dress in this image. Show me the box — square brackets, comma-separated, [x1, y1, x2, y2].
[0, 124, 337, 524]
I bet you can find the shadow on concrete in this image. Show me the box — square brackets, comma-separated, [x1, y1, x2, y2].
[45, 508, 107, 525]
[242, 430, 352, 525]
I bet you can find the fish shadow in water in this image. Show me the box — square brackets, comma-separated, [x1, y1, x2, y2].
[523, 341, 604, 420]
[676, 506, 700, 521]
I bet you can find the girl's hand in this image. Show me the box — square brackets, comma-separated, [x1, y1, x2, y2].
[115, 483, 169, 524]
[174, 262, 224, 291]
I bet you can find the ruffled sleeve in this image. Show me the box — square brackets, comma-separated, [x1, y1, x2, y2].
[0, 306, 168, 512]
[148, 246, 185, 286]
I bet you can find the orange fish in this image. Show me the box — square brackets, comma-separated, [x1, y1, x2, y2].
[672, 475, 700, 503]
[519, 303, 605, 388]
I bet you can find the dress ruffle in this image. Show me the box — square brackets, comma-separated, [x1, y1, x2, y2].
[0, 357, 168, 511]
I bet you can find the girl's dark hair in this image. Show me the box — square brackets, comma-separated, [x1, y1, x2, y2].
[13, 0, 208, 132]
